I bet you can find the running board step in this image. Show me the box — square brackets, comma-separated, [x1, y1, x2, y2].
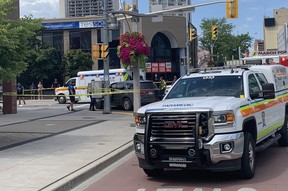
[255, 133, 281, 152]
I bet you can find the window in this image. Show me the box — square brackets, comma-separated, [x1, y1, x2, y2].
[166, 76, 243, 99]
[248, 74, 261, 93]
[255, 73, 268, 87]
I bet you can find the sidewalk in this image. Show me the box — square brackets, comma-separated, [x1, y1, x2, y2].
[0, 100, 135, 191]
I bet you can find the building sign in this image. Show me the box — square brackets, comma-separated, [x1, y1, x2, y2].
[43, 22, 79, 30]
[166, 62, 172, 72]
[146, 62, 172, 73]
[159, 62, 166, 72]
[79, 21, 103, 28]
[258, 50, 288, 56]
[151, 62, 159, 73]
[43, 20, 103, 30]
[146, 63, 151, 73]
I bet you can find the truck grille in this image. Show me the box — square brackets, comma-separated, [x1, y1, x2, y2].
[150, 114, 197, 140]
[146, 112, 211, 164]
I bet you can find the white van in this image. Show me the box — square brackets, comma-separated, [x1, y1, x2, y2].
[55, 69, 129, 104]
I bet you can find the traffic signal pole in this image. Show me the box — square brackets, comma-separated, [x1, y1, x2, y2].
[103, 0, 111, 114]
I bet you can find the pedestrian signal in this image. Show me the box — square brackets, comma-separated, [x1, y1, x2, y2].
[92, 44, 100, 58]
[101, 44, 109, 58]
[211, 25, 218, 40]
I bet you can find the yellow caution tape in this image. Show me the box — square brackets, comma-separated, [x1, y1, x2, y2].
[3, 89, 141, 97]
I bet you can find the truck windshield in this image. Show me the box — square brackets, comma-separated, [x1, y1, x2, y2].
[165, 76, 243, 99]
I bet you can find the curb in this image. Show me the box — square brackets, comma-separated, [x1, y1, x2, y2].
[39, 141, 134, 191]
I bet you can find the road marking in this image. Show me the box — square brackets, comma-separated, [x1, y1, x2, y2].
[137, 188, 258, 191]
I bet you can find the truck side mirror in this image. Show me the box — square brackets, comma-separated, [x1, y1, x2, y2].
[262, 83, 275, 99]
[250, 83, 275, 100]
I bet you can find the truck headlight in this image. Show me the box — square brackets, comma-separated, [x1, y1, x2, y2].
[214, 112, 234, 127]
[135, 114, 146, 133]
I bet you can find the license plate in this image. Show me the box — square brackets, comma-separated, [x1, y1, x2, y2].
[169, 157, 186, 162]
[169, 163, 187, 168]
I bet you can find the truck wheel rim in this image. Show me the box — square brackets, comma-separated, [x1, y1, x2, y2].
[249, 142, 254, 170]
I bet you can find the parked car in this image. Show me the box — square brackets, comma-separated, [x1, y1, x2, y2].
[109, 80, 160, 111]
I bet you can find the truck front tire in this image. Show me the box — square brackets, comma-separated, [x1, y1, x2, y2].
[240, 132, 255, 179]
[278, 113, 288, 147]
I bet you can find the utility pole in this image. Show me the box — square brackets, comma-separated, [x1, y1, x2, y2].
[103, 0, 111, 114]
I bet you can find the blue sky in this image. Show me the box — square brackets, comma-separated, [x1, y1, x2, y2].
[126, 0, 287, 40]
[20, 0, 287, 40]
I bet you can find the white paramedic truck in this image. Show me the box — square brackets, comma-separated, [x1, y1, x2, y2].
[134, 65, 288, 179]
[55, 68, 129, 104]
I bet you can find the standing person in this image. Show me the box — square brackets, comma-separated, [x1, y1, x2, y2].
[38, 81, 43, 100]
[172, 76, 177, 85]
[29, 82, 36, 100]
[67, 81, 76, 111]
[51, 78, 60, 89]
[0, 83, 3, 101]
[87, 79, 96, 111]
[17, 83, 26, 105]
[159, 77, 167, 99]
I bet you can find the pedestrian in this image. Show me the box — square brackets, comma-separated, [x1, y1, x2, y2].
[172, 76, 177, 85]
[87, 79, 96, 111]
[67, 81, 76, 112]
[17, 83, 26, 105]
[30, 82, 36, 100]
[0, 83, 3, 101]
[159, 77, 167, 98]
[37, 81, 43, 100]
[51, 78, 60, 89]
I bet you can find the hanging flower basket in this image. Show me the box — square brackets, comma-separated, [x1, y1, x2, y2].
[117, 32, 150, 69]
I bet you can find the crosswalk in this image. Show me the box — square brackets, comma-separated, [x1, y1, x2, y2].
[137, 188, 257, 191]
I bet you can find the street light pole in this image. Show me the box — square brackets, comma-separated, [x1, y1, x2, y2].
[103, 0, 111, 114]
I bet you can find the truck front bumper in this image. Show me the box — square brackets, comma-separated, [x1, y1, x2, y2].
[134, 132, 244, 171]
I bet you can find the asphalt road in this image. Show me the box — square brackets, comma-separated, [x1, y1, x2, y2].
[78, 144, 288, 191]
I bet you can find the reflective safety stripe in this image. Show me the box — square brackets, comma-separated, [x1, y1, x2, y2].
[123, 72, 129, 81]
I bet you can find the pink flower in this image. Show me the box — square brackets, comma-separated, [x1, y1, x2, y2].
[117, 32, 150, 66]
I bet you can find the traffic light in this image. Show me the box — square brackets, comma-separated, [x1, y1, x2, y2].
[211, 25, 218, 40]
[124, 4, 132, 11]
[189, 28, 196, 42]
[92, 44, 100, 58]
[226, 0, 238, 19]
[101, 44, 109, 58]
[92, 44, 109, 59]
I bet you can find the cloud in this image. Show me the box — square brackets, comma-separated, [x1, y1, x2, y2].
[20, 0, 59, 18]
[246, 16, 255, 21]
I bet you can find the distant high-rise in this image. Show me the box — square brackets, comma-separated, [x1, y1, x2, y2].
[8, 0, 19, 19]
[149, 0, 190, 16]
[59, 0, 119, 18]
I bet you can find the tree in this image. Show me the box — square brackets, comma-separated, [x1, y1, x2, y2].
[0, 0, 44, 82]
[18, 39, 58, 87]
[62, 50, 94, 77]
[199, 17, 252, 63]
